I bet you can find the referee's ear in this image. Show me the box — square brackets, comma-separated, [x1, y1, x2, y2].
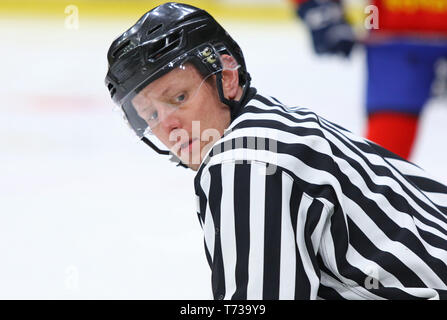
[220, 54, 241, 100]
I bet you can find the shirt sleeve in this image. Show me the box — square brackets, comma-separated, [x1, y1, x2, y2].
[197, 160, 333, 300]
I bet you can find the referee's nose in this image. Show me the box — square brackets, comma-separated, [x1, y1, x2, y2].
[158, 106, 182, 138]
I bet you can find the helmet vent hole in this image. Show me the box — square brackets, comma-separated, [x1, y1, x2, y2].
[107, 83, 116, 98]
[112, 40, 136, 59]
[147, 24, 163, 35]
[147, 31, 182, 62]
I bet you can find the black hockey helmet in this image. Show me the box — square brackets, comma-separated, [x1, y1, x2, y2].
[105, 2, 251, 159]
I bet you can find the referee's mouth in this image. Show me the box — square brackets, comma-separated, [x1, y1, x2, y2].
[175, 137, 199, 155]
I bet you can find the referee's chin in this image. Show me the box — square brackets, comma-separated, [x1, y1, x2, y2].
[187, 162, 200, 171]
[178, 140, 210, 171]
[177, 156, 201, 171]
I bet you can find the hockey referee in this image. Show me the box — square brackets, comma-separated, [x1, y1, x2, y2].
[105, 2, 447, 300]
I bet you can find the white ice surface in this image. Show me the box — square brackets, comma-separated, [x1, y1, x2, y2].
[1, 17, 446, 299]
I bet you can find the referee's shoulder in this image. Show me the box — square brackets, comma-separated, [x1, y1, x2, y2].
[237, 93, 333, 150]
[195, 95, 335, 183]
[238, 93, 325, 132]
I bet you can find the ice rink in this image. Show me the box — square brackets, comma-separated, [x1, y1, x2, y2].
[1, 15, 446, 299]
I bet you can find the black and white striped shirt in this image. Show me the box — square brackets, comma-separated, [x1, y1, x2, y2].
[193, 90, 447, 300]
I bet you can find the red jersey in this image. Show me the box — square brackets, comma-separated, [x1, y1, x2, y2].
[294, 0, 447, 35]
[372, 0, 447, 34]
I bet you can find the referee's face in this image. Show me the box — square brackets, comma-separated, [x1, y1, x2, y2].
[133, 59, 241, 170]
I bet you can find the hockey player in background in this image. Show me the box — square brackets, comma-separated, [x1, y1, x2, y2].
[105, 2, 447, 300]
[294, 0, 447, 160]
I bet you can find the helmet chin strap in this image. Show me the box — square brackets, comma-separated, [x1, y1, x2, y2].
[141, 137, 170, 155]
[141, 70, 251, 169]
[141, 136, 189, 168]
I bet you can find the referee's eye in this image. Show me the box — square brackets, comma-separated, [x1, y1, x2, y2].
[175, 93, 186, 104]
[149, 110, 159, 121]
